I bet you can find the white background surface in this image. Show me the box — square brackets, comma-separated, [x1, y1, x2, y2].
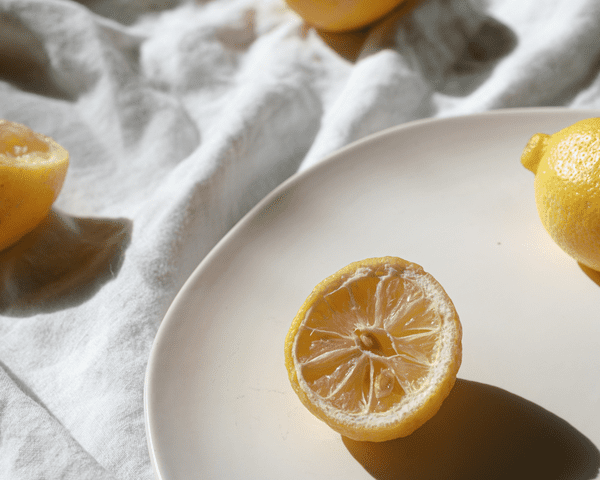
[1, 0, 600, 478]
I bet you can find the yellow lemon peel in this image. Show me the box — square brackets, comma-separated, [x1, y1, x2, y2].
[521, 118, 600, 271]
[0, 120, 69, 251]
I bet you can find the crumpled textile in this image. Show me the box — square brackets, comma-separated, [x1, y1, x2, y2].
[0, 0, 599, 478]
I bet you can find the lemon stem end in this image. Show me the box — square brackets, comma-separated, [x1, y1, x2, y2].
[521, 133, 549, 174]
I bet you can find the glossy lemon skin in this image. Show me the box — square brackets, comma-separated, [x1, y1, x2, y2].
[521, 118, 600, 271]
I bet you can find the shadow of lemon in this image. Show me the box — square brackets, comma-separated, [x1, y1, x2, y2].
[343, 379, 599, 480]
[578, 262, 600, 288]
[0, 209, 132, 316]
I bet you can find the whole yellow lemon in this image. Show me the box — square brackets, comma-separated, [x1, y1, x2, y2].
[284, 0, 408, 32]
[521, 118, 600, 271]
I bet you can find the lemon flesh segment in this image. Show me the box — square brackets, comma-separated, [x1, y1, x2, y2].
[285, 257, 462, 442]
[0, 120, 69, 252]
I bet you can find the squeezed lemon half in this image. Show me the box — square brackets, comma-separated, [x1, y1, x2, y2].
[285, 256, 462, 442]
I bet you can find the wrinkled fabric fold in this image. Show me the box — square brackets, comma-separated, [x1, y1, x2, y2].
[1, 0, 599, 478]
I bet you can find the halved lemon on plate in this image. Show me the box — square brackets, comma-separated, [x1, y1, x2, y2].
[285, 256, 462, 442]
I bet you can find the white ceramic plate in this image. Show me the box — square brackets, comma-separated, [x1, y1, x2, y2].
[145, 108, 600, 480]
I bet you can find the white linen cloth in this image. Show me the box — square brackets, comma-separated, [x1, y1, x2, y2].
[1, 0, 599, 478]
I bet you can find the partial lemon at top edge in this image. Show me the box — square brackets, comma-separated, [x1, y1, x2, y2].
[284, 0, 409, 32]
